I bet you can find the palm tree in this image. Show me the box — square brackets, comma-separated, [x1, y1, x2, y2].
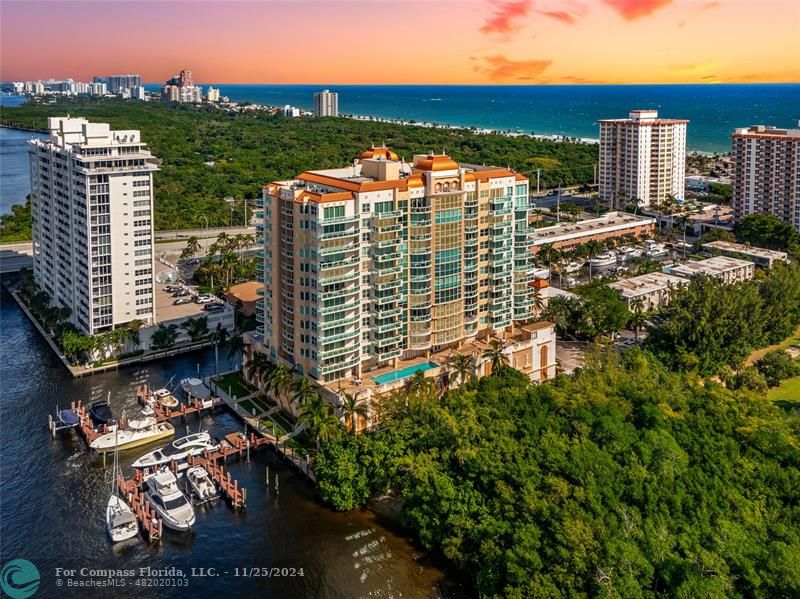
[220, 251, 238, 287]
[674, 214, 691, 259]
[292, 376, 319, 407]
[445, 353, 474, 388]
[541, 295, 572, 337]
[339, 392, 368, 433]
[181, 316, 209, 342]
[181, 236, 201, 260]
[299, 395, 341, 451]
[537, 244, 561, 279]
[267, 364, 295, 409]
[532, 287, 545, 317]
[629, 298, 647, 342]
[246, 352, 273, 392]
[225, 334, 245, 360]
[482, 339, 508, 375]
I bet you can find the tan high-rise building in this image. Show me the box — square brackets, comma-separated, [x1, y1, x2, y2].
[248, 147, 554, 387]
[731, 125, 800, 233]
[598, 110, 688, 209]
[313, 89, 338, 117]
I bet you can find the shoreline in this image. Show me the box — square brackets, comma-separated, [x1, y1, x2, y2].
[1, 92, 730, 155]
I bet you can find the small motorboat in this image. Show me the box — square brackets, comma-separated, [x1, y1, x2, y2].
[153, 388, 180, 410]
[91, 411, 175, 453]
[589, 252, 617, 268]
[185, 466, 218, 502]
[56, 408, 79, 428]
[131, 432, 219, 469]
[89, 400, 115, 428]
[144, 470, 196, 531]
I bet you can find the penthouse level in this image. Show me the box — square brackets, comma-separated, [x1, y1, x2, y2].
[530, 212, 656, 254]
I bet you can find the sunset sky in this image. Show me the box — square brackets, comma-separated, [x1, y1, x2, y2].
[1, 0, 798, 84]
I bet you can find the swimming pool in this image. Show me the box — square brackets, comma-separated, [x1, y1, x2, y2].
[372, 361, 438, 386]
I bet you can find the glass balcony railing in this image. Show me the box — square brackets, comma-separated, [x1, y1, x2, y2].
[319, 355, 361, 375]
[318, 228, 359, 241]
[320, 314, 361, 330]
[320, 299, 360, 315]
[319, 270, 360, 285]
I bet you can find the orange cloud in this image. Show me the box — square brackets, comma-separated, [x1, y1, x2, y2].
[473, 54, 553, 81]
[538, 10, 579, 24]
[678, 1, 722, 28]
[603, 0, 673, 20]
[480, 0, 532, 36]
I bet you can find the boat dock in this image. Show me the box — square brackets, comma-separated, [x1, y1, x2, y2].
[135, 384, 222, 423]
[117, 474, 163, 543]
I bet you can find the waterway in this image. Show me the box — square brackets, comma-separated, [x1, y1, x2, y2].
[0, 286, 462, 598]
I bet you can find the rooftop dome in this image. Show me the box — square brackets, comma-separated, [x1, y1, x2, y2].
[358, 145, 398, 161]
[414, 154, 459, 172]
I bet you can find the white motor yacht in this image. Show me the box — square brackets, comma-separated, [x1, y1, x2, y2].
[589, 251, 617, 268]
[144, 470, 196, 531]
[185, 466, 218, 502]
[644, 240, 669, 259]
[91, 410, 175, 453]
[132, 432, 218, 469]
[562, 261, 584, 273]
[616, 246, 643, 262]
[152, 388, 180, 409]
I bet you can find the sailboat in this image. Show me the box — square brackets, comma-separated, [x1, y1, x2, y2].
[106, 429, 138, 542]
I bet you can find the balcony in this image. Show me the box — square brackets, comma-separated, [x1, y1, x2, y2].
[375, 307, 403, 319]
[256, 312, 265, 323]
[322, 214, 360, 226]
[319, 342, 360, 360]
[375, 348, 402, 361]
[321, 256, 360, 270]
[375, 279, 403, 292]
[374, 251, 402, 263]
[374, 320, 402, 334]
[319, 270, 360, 285]
[320, 299, 360, 315]
[319, 241, 359, 256]
[319, 328, 360, 344]
[319, 355, 361, 375]
[318, 227, 359, 241]
[320, 314, 361, 330]
[321, 284, 360, 300]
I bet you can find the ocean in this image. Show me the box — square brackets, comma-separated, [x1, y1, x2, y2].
[146, 83, 800, 153]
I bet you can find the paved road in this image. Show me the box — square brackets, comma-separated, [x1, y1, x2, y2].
[154, 225, 256, 241]
[0, 248, 33, 273]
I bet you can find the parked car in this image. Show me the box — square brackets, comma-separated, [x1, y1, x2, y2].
[195, 295, 214, 304]
[187, 258, 201, 266]
[172, 289, 189, 297]
[203, 303, 225, 313]
[173, 297, 192, 306]
[163, 285, 181, 293]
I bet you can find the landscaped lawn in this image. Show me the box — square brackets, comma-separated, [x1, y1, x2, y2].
[745, 327, 800, 366]
[768, 376, 800, 409]
[214, 371, 254, 399]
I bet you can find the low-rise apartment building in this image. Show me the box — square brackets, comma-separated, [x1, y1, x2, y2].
[609, 272, 687, 311]
[531, 212, 656, 254]
[665, 256, 754, 284]
[702, 240, 789, 268]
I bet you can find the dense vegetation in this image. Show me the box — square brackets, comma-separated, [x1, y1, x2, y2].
[0, 197, 32, 242]
[644, 262, 800, 374]
[315, 353, 800, 597]
[0, 97, 597, 238]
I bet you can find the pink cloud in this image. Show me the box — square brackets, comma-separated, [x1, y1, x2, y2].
[473, 54, 553, 81]
[480, 1, 532, 36]
[603, 0, 673, 20]
[538, 10, 579, 24]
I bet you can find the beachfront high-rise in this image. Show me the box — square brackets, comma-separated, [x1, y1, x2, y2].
[313, 90, 338, 117]
[731, 125, 800, 233]
[249, 146, 551, 386]
[598, 110, 688, 209]
[28, 117, 160, 336]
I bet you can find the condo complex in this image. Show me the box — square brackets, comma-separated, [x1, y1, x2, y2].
[245, 146, 557, 413]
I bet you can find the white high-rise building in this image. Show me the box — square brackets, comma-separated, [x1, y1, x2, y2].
[598, 110, 688, 209]
[206, 86, 220, 103]
[731, 125, 800, 234]
[313, 89, 338, 117]
[29, 117, 160, 335]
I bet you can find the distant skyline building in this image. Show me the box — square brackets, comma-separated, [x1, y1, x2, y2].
[206, 86, 220, 103]
[598, 109, 688, 209]
[28, 117, 160, 336]
[93, 74, 142, 93]
[160, 69, 202, 103]
[313, 89, 338, 117]
[730, 124, 800, 233]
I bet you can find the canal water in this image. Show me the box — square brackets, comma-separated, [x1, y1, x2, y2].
[0, 287, 462, 598]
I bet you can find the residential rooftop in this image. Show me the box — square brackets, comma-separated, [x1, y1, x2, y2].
[732, 125, 800, 141]
[609, 272, 687, 298]
[531, 211, 656, 245]
[665, 256, 753, 278]
[702, 241, 789, 264]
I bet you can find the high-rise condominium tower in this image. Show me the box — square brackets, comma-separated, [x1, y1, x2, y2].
[598, 110, 688, 209]
[250, 146, 540, 384]
[28, 117, 160, 335]
[731, 125, 800, 233]
[313, 90, 338, 117]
